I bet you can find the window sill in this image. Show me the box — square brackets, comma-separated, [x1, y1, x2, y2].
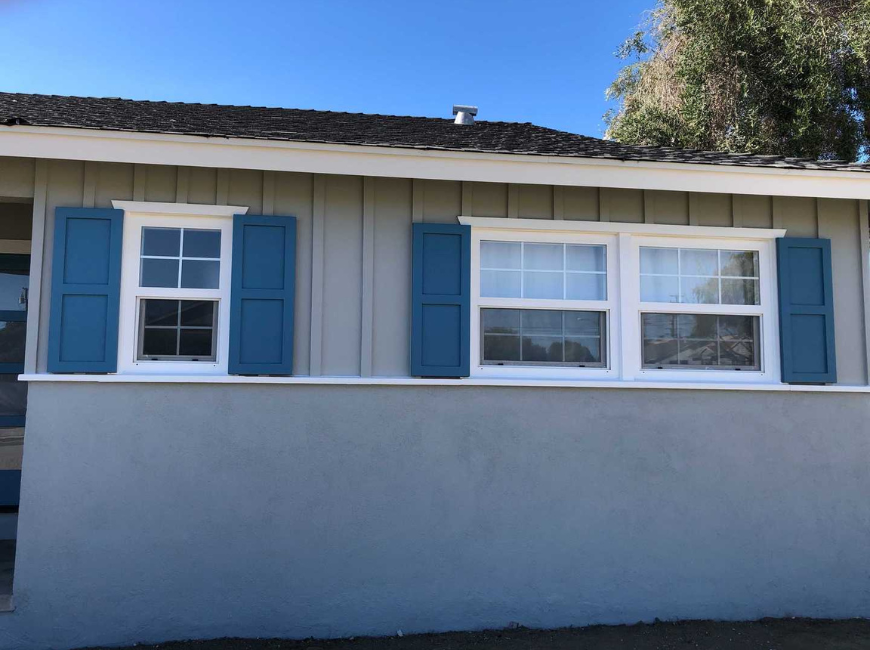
[17, 373, 870, 393]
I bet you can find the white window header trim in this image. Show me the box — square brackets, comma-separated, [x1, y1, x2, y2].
[112, 201, 248, 218]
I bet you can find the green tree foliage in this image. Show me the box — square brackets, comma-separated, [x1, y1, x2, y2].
[605, 0, 870, 161]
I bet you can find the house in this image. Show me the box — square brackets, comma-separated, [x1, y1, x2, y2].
[0, 91, 868, 648]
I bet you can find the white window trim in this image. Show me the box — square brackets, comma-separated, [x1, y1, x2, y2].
[463, 217, 785, 385]
[113, 201, 248, 375]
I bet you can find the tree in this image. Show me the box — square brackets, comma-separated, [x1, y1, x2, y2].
[604, 0, 870, 161]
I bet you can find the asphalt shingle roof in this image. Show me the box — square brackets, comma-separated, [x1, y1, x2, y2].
[2, 92, 869, 173]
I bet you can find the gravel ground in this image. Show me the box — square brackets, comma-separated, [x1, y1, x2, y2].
[81, 618, 870, 650]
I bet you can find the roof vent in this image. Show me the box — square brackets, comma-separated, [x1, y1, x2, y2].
[453, 104, 478, 125]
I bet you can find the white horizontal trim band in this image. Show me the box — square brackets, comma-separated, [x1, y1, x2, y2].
[111, 201, 248, 217]
[18, 374, 870, 393]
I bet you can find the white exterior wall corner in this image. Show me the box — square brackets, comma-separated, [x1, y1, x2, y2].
[0, 382, 869, 649]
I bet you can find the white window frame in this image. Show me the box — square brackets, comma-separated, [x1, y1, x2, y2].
[463, 217, 784, 385]
[113, 201, 248, 375]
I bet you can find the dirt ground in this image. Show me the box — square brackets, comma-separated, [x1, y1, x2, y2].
[88, 618, 870, 650]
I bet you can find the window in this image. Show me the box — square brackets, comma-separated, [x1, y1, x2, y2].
[467, 220, 780, 384]
[116, 204, 238, 375]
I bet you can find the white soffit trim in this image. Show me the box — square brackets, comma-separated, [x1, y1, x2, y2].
[460, 216, 787, 240]
[3, 125, 870, 200]
[111, 200, 248, 216]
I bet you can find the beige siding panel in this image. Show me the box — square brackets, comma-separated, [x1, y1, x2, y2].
[188, 168, 218, 205]
[95, 163, 134, 208]
[738, 195, 773, 229]
[228, 169, 263, 214]
[518, 184, 553, 219]
[647, 191, 689, 225]
[603, 188, 643, 223]
[779, 196, 817, 237]
[373, 177, 413, 376]
[143, 165, 177, 203]
[37, 160, 85, 372]
[818, 199, 866, 385]
[321, 175, 363, 376]
[422, 180, 461, 224]
[563, 186, 599, 221]
[470, 182, 507, 218]
[273, 172, 314, 376]
[0, 157, 35, 199]
[694, 193, 732, 227]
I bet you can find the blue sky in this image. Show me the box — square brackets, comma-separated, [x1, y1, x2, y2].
[0, 0, 651, 138]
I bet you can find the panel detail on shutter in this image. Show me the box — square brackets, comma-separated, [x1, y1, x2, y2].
[411, 223, 470, 377]
[48, 208, 123, 373]
[229, 215, 296, 375]
[776, 237, 836, 384]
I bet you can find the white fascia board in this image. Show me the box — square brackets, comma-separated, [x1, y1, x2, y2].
[2, 125, 870, 200]
[460, 216, 787, 240]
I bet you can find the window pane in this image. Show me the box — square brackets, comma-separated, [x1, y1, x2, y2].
[141, 258, 179, 288]
[640, 248, 678, 274]
[680, 276, 719, 304]
[481, 241, 521, 269]
[521, 309, 562, 335]
[0, 321, 26, 364]
[180, 301, 215, 327]
[143, 299, 179, 327]
[523, 271, 562, 299]
[179, 329, 214, 357]
[720, 250, 758, 277]
[142, 328, 178, 356]
[482, 308, 519, 335]
[183, 229, 221, 259]
[142, 228, 180, 257]
[181, 260, 220, 289]
[566, 273, 605, 300]
[642, 313, 760, 370]
[566, 245, 605, 272]
[522, 336, 562, 362]
[680, 249, 718, 276]
[481, 270, 521, 298]
[483, 334, 521, 362]
[721, 278, 759, 305]
[0, 374, 26, 418]
[0, 271, 28, 312]
[565, 338, 601, 363]
[524, 243, 563, 271]
[641, 275, 679, 303]
[564, 311, 601, 336]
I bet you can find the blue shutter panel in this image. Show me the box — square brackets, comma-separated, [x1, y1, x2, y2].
[48, 208, 123, 373]
[411, 223, 470, 377]
[229, 215, 296, 375]
[776, 237, 837, 384]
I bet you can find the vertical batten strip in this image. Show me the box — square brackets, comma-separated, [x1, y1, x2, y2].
[772, 196, 783, 229]
[599, 188, 610, 222]
[309, 175, 326, 376]
[412, 179, 423, 223]
[82, 162, 97, 209]
[814, 197, 821, 238]
[24, 160, 48, 374]
[858, 200, 870, 384]
[176, 167, 190, 204]
[360, 178, 375, 377]
[461, 182, 473, 216]
[732, 195, 744, 228]
[262, 171, 275, 216]
[643, 190, 654, 224]
[133, 165, 146, 201]
[507, 184, 519, 218]
[216, 169, 229, 206]
[553, 186, 564, 220]
[688, 193, 699, 226]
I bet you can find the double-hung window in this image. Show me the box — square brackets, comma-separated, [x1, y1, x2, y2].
[466, 219, 780, 384]
[116, 204, 238, 375]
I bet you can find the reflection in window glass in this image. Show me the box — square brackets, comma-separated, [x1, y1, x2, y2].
[140, 227, 221, 289]
[640, 247, 759, 305]
[480, 241, 606, 300]
[0, 374, 26, 419]
[642, 313, 760, 370]
[482, 308, 605, 367]
[0, 321, 26, 365]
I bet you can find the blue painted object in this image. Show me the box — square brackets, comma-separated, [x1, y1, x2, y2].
[410, 223, 470, 377]
[47, 208, 124, 373]
[0, 470, 21, 508]
[776, 237, 837, 384]
[228, 215, 296, 375]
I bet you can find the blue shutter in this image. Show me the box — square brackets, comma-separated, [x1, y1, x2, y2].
[776, 237, 837, 384]
[411, 223, 470, 377]
[47, 208, 123, 373]
[229, 215, 296, 375]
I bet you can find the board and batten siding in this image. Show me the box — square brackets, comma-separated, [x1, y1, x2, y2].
[0, 157, 867, 383]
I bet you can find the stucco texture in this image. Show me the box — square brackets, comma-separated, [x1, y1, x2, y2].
[1, 382, 869, 648]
